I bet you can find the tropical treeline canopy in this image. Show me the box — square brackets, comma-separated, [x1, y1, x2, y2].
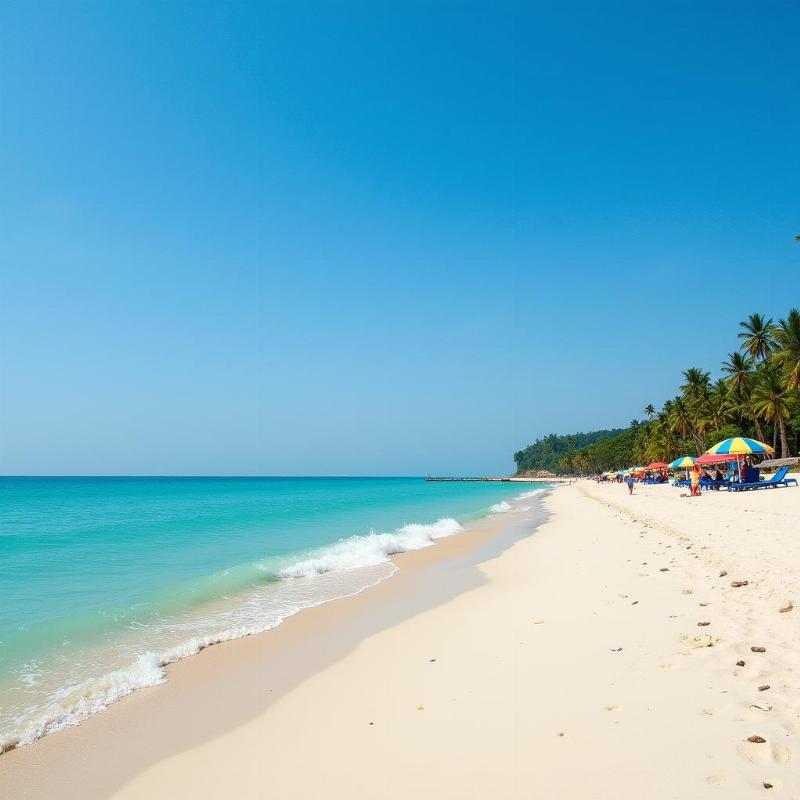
[515, 309, 800, 474]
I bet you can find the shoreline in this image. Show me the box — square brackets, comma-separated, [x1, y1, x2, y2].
[0, 490, 548, 799]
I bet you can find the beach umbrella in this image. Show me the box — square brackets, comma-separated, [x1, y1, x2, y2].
[646, 461, 669, 470]
[669, 456, 695, 469]
[704, 437, 774, 482]
[706, 437, 774, 456]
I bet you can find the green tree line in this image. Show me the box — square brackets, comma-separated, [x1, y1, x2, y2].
[513, 429, 625, 474]
[516, 309, 800, 474]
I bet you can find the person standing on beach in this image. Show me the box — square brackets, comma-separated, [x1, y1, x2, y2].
[625, 473, 634, 495]
[690, 464, 701, 497]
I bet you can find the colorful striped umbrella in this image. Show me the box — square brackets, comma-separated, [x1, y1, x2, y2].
[706, 437, 774, 456]
[670, 456, 696, 469]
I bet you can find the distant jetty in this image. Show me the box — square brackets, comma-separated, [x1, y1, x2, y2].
[426, 474, 576, 484]
[426, 476, 512, 482]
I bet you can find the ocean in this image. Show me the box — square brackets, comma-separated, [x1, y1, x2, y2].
[0, 476, 545, 751]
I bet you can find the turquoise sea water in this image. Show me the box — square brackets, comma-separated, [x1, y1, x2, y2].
[0, 476, 544, 750]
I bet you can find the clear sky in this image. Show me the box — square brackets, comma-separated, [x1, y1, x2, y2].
[1, 1, 798, 476]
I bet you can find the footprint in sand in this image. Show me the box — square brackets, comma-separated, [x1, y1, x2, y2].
[737, 739, 791, 765]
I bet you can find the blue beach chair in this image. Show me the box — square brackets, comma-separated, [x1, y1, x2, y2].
[727, 466, 798, 492]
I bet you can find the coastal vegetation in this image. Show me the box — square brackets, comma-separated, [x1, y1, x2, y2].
[517, 310, 800, 474]
[513, 429, 625, 474]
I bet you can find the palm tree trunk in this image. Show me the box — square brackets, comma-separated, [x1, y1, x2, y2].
[773, 419, 778, 453]
[754, 416, 765, 442]
[779, 416, 790, 458]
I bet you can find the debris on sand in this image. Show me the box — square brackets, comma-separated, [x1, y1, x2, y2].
[779, 602, 793, 614]
[731, 580, 749, 588]
[751, 646, 767, 653]
[758, 685, 771, 692]
[747, 735, 767, 744]
[736, 660, 746, 667]
[684, 633, 716, 649]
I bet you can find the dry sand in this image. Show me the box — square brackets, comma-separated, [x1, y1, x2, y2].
[3, 481, 800, 798]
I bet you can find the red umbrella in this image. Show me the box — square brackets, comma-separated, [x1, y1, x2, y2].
[646, 461, 669, 470]
[695, 453, 740, 466]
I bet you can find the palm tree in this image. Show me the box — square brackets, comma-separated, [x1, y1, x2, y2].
[679, 368, 711, 451]
[680, 367, 711, 401]
[738, 313, 774, 362]
[708, 378, 731, 431]
[772, 308, 800, 391]
[721, 351, 766, 441]
[752, 366, 791, 457]
[644, 403, 655, 419]
[668, 396, 695, 452]
[721, 352, 753, 395]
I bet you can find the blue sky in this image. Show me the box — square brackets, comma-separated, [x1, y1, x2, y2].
[1, 1, 798, 476]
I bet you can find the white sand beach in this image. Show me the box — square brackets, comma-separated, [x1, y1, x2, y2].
[3, 481, 800, 798]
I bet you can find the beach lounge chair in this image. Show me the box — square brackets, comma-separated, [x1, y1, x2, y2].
[700, 478, 730, 491]
[726, 466, 798, 492]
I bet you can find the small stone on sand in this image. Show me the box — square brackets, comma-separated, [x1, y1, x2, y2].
[747, 735, 767, 744]
[751, 646, 766, 653]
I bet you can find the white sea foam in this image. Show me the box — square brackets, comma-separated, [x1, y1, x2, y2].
[490, 500, 512, 513]
[517, 488, 548, 500]
[278, 517, 462, 578]
[4, 653, 167, 751]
